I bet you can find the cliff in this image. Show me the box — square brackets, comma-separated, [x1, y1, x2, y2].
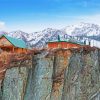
[0, 47, 100, 100]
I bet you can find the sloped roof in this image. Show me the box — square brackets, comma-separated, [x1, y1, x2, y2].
[0, 34, 27, 48]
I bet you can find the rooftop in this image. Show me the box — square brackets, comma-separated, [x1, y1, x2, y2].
[0, 34, 27, 48]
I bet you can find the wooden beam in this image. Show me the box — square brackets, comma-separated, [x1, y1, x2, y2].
[13, 47, 14, 52]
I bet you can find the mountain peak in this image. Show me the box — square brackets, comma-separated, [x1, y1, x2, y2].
[64, 22, 100, 36]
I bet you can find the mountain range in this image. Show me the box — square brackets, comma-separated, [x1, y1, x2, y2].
[0, 22, 100, 48]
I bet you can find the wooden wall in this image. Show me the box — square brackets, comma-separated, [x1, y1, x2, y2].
[0, 37, 12, 46]
[14, 48, 27, 53]
[48, 42, 81, 49]
[0, 37, 27, 53]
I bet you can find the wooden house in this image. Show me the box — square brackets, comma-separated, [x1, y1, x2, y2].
[0, 35, 28, 53]
[48, 35, 83, 49]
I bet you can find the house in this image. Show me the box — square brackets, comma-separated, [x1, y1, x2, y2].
[48, 35, 83, 49]
[0, 34, 28, 53]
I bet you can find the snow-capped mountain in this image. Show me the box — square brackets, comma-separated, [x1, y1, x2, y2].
[8, 28, 70, 48]
[1, 22, 100, 48]
[63, 22, 100, 48]
[64, 22, 100, 36]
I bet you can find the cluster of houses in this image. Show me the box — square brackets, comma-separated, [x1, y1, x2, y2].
[0, 34, 89, 53]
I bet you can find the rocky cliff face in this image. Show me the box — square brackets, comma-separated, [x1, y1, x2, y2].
[62, 49, 100, 100]
[0, 48, 100, 100]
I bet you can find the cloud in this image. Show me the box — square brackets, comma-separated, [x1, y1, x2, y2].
[0, 21, 5, 29]
[2, 14, 100, 33]
[75, 14, 100, 25]
[43, 14, 100, 30]
[26, 14, 100, 32]
[55, 14, 100, 25]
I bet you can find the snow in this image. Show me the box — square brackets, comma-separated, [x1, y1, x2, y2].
[90, 40, 100, 48]
[64, 22, 100, 36]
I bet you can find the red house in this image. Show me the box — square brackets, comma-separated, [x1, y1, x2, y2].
[48, 35, 83, 49]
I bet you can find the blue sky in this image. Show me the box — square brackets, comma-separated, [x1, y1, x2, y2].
[0, 0, 100, 32]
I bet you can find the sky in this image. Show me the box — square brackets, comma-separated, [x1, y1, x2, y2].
[0, 0, 100, 32]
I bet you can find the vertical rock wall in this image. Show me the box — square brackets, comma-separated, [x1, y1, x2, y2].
[50, 50, 71, 100]
[24, 53, 54, 100]
[2, 67, 29, 100]
[62, 49, 100, 100]
[1, 56, 32, 100]
[0, 49, 100, 100]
